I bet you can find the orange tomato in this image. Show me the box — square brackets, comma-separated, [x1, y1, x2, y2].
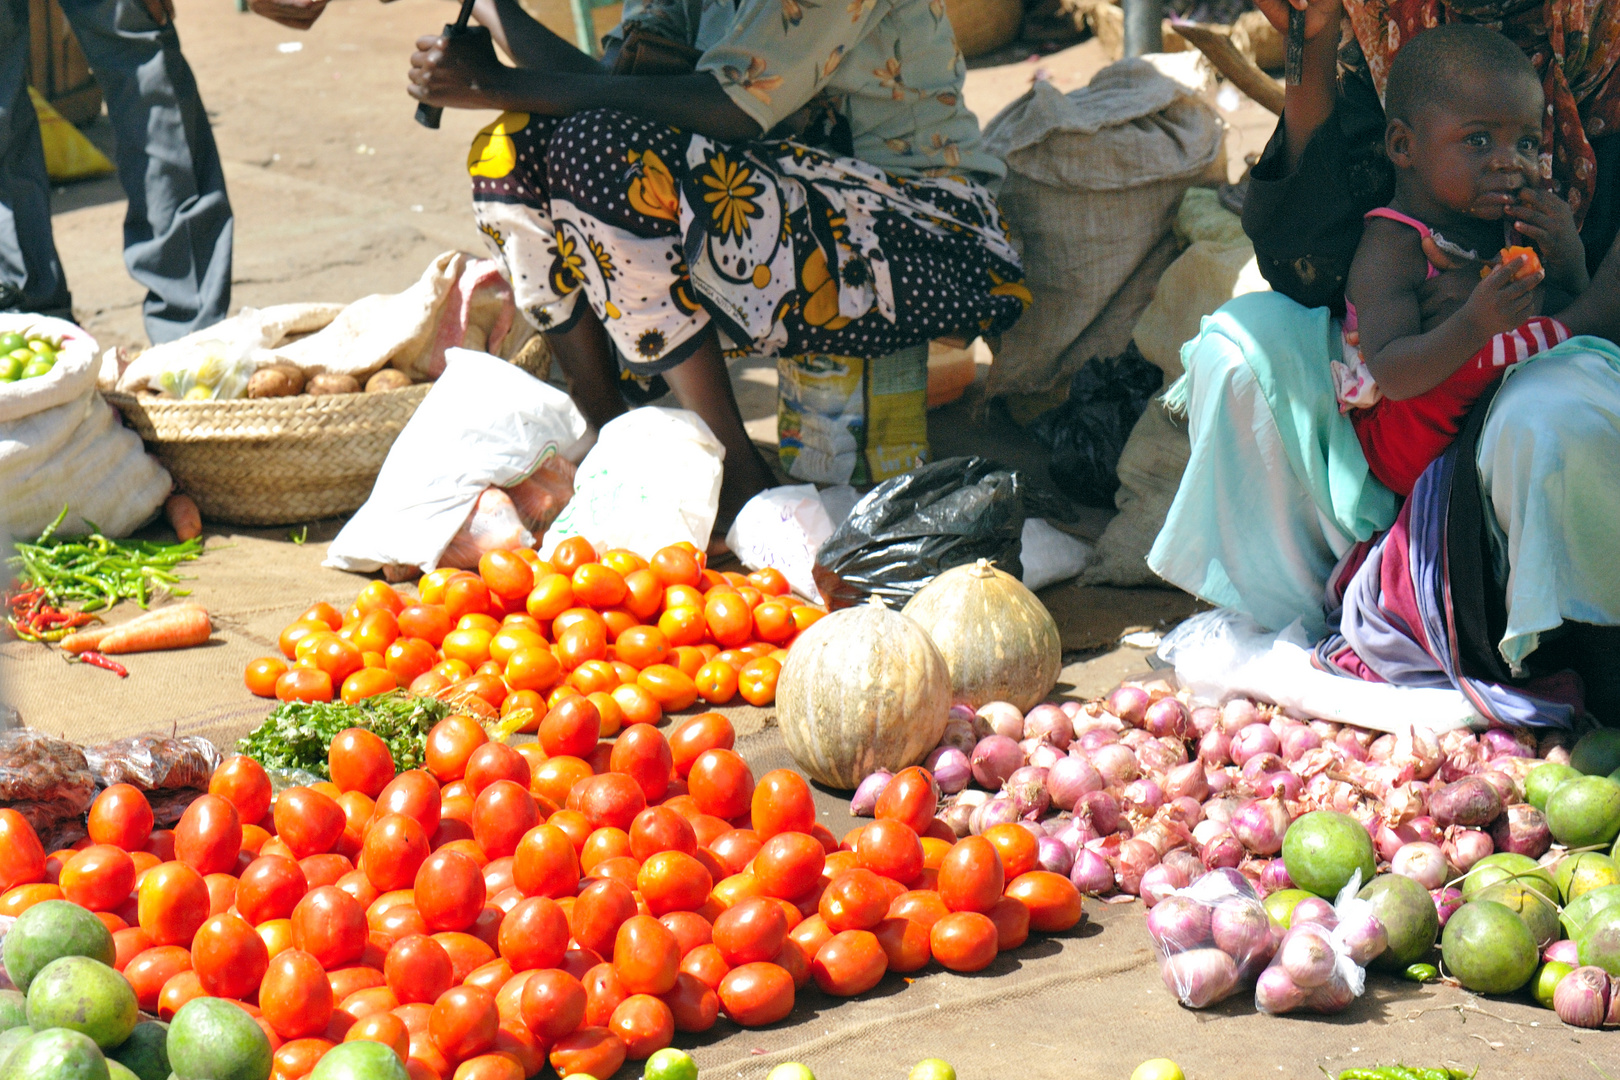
[277, 668, 333, 703]
[702, 593, 751, 648]
[245, 656, 289, 698]
[655, 606, 705, 649]
[124, 945, 192, 1011]
[746, 567, 789, 596]
[278, 620, 330, 661]
[736, 657, 781, 706]
[608, 993, 674, 1060]
[301, 602, 345, 631]
[502, 645, 561, 695]
[440, 627, 491, 669]
[87, 784, 156, 853]
[424, 714, 489, 784]
[192, 913, 269, 998]
[937, 836, 1004, 914]
[525, 573, 574, 623]
[261, 948, 335, 1039]
[480, 550, 536, 602]
[609, 683, 662, 727]
[611, 625, 668, 670]
[566, 659, 620, 696]
[548, 1026, 627, 1080]
[751, 601, 795, 644]
[930, 910, 999, 971]
[1004, 870, 1084, 932]
[716, 962, 794, 1027]
[570, 562, 627, 608]
[635, 852, 712, 917]
[649, 546, 701, 588]
[686, 748, 754, 820]
[750, 769, 815, 840]
[791, 606, 827, 633]
[549, 536, 598, 576]
[981, 823, 1040, 881]
[620, 570, 663, 621]
[586, 691, 625, 739]
[137, 861, 212, 947]
[291, 885, 368, 969]
[341, 667, 398, 705]
[635, 665, 698, 712]
[443, 574, 492, 623]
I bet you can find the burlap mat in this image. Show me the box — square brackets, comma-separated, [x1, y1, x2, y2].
[0, 531, 1598, 1078]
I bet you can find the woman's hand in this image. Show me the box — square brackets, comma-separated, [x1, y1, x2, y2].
[248, 0, 329, 30]
[408, 29, 510, 110]
[1416, 234, 1485, 330]
[1252, 0, 1343, 41]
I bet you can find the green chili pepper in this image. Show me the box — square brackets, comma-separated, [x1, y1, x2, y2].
[7, 505, 201, 612]
[1403, 963, 1440, 982]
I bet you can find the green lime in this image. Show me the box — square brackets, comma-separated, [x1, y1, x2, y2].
[908, 1060, 956, 1080]
[766, 1065, 816, 1080]
[644, 1048, 698, 1080]
[0, 333, 23, 353]
[1531, 960, 1572, 1009]
[8, 347, 34, 364]
[1131, 1059, 1186, 1080]
[0, 354, 23, 381]
[24, 337, 57, 352]
[20, 359, 53, 380]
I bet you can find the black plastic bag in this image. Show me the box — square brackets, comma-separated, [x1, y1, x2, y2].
[1030, 345, 1164, 508]
[812, 456, 1064, 610]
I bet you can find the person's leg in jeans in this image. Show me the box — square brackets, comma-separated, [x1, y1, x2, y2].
[59, 0, 230, 342]
[0, 0, 72, 318]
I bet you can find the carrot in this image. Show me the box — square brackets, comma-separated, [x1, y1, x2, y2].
[85, 605, 212, 655]
[60, 603, 207, 654]
[165, 493, 202, 542]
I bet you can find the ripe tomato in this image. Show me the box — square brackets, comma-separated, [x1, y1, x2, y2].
[749, 769, 815, 841]
[137, 861, 210, 946]
[300, 852, 355, 890]
[705, 828, 759, 878]
[274, 787, 345, 860]
[678, 942, 730, 992]
[191, 913, 269, 998]
[341, 667, 399, 705]
[627, 808, 695, 864]
[112, 926, 154, 971]
[461, 745, 526, 796]
[205, 756, 272, 831]
[155, 969, 206, 1021]
[1004, 870, 1084, 932]
[930, 910, 999, 972]
[235, 855, 308, 926]
[503, 647, 562, 697]
[351, 608, 400, 654]
[686, 749, 754, 820]
[567, 562, 624, 608]
[549, 1026, 626, 1080]
[564, 879, 632, 959]
[635, 665, 698, 711]
[52, 842, 128, 913]
[937, 835, 1004, 914]
[376, 771, 441, 836]
[520, 967, 586, 1040]
[498, 895, 568, 972]
[355, 581, 404, 617]
[750, 601, 795, 644]
[607, 726, 672, 805]
[424, 715, 489, 784]
[89, 782, 157, 854]
[172, 793, 242, 881]
[398, 603, 453, 647]
[608, 993, 674, 1060]
[811, 928, 887, 996]
[579, 828, 631, 875]
[853, 819, 924, 885]
[538, 696, 600, 760]
[736, 658, 781, 706]
[276, 667, 333, 703]
[873, 915, 932, 973]
[888, 889, 949, 929]
[470, 781, 539, 862]
[291, 885, 367, 969]
[654, 971, 717, 1035]
[430, 984, 499, 1061]
[480, 550, 536, 602]
[359, 813, 428, 894]
[751, 832, 824, 901]
[609, 625, 666, 671]
[612, 915, 680, 995]
[244, 656, 288, 698]
[312, 636, 365, 685]
[635, 852, 712, 917]
[261, 948, 335, 1039]
[697, 593, 747, 648]
[655, 606, 705, 650]
[716, 962, 793, 1027]
[565, 659, 620, 696]
[610, 683, 663, 727]
[981, 823, 1040, 880]
[818, 869, 895, 934]
[574, 773, 646, 833]
[124, 945, 192, 1011]
[512, 824, 580, 899]
[549, 536, 597, 576]
[711, 896, 787, 967]
[987, 894, 1030, 951]
[444, 574, 492, 623]
[327, 728, 395, 800]
[345, 1010, 410, 1061]
[385, 933, 453, 1004]
[416, 849, 486, 932]
[668, 714, 734, 780]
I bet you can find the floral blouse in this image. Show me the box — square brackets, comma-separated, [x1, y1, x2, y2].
[605, 0, 1003, 183]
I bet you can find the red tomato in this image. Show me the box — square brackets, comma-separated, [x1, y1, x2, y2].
[124, 945, 193, 1011]
[818, 869, 893, 933]
[173, 794, 242, 877]
[375, 771, 442, 838]
[414, 849, 486, 934]
[875, 766, 939, 836]
[686, 749, 754, 821]
[626, 808, 696, 864]
[981, 823, 1040, 881]
[937, 836, 1004, 914]
[58, 845, 134, 912]
[854, 819, 924, 885]
[87, 784, 156, 853]
[887, 889, 950, 930]
[873, 915, 932, 972]
[574, 774, 646, 833]
[274, 788, 346, 861]
[712, 897, 788, 967]
[608, 726, 672, 804]
[612, 915, 680, 996]
[749, 770, 815, 840]
[261, 948, 335, 1039]
[360, 813, 429, 894]
[498, 896, 568, 972]
[386, 934, 454, 1005]
[930, 910, 999, 972]
[548, 1027, 626, 1080]
[570, 878, 638, 958]
[538, 697, 601, 760]
[329, 728, 396, 798]
[137, 861, 211, 947]
[291, 885, 367, 969]
[988, 894, 1030, 951]
[424, 715, 489, 784]
[752, 832, 825, 901]
[609, 993, 674, 1060]
[519, 966, 587, 1040]
[811, 928, 888, 996]
[716, 962, 794, 1027]
[512, 825, 579, 900]
[1005, 870, 1084, 932]
[429, 984, 499, 1061]
[471, 781, 539, 862]
[463, 743, 530, 794]
[191, 913, 269, 998]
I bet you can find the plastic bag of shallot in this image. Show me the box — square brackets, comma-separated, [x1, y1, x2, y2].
[1148, 867, 1278, 1008]
[1253, 870, 1387, 1015]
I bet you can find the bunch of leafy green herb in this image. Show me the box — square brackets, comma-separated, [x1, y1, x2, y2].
[237, 691, 449, 778]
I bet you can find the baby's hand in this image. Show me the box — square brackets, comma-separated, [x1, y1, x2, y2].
[1462, 255, 1543, 339]
[1505, 188, 1587, 293]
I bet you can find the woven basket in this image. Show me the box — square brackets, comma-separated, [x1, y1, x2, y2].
[105, 385, 431, 526]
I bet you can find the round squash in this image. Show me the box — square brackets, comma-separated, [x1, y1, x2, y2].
[775, 598, 950, 790]
[901, 559, 1060, 712]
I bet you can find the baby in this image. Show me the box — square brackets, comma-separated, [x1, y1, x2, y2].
[1339, 24, 1589, 497]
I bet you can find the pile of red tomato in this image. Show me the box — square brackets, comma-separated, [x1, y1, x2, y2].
[0, 707, 1083, 1080]
[242, 539, 823, 723]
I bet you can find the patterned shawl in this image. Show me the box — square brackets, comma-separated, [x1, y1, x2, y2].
[1341, 0, 1620, 224]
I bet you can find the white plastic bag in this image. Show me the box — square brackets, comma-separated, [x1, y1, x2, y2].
[541, 408, 724, 560]
[1253, 871, 1386, 1015]
[1149, 867, 1278, 1009]
[325, 348, 587, 574]
[0, 315, 170, 539]
[725, 485, 839, 600]
[1158, 609, 1478, 733]
[1020, 518, 1091, 590]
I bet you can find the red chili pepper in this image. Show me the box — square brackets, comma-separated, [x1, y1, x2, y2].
[73, 652, 128, 677]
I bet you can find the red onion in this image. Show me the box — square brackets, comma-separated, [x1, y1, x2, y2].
[1198, 729, 1233, 767]
[1163, 849, 1205, 881]
[1160, 949, 1239, 1008]
[1211, 897, 1274, 961]
[1431, 887, 1463, 927]
[1290, 897, 1337, 928]
[1260, 772, 1303, 801]
[1545, 939, 1580, 965]
[1389, 842, 1449, 890]
[1231, 795, 1290, 856]
[1538, 729, 1571, 760]
[1136, 738, 1187, 777]
[1443, 828, 1493, 873]
[1070, 848, 1114, 894]
[1230, 725, 1279, 767]
[1146, 893, 1212, 952]
[1024, 741, 1064, 771]
[970, 795, 1019, 835]
[1191, 819, 1226, 847]
[1023, 703, 1073, 749]
[1143, 698, 1190, 739]
[1122, 778, 1165, 816]
[1430, 777, 1503, 829]
[1219, 699, 1261, 735]
[1163, 761, 1209, 803]
[1489, 803, 1550, 858]
[1200, 831, 1243, 870]
[1055, 816, 1099, 856]
[1367, 733, 1396, 761]
[1308, 719, 1339, 740]
[1119, 728, 1154, 752]
[1140, 863, 1190, 907]
[976, 701, 1025, 740]
[1047, 755, 1104, 811]
[1337, 910, 1388, 966]
[1016, 819, 1046, 841]
[1239, 753, 1285, 786]
[1205, 767, 1236, 794]
[1116, 837, 1160, 894]
[1201, 797, 1244, 830]
[1255, 965, 1307, 1014]
[1393, 726, 1442, 780]
[1089, 743, 1139, 787]
[1334, 728, 1371, 762]
[1278, 925, 1335, 988]
[1279, 726, 1321, 763]
[1555, 966, 1611, 1028]
[940, 800, 976, 837]
[1035, 834, 1074, 878]
[1190, 706, 1221, 737]
[937, 717, 978, 754]
[1076, 790, 1121, 836]
[1076, 727, 1119, 753]
[1258, 860, 1294, 896]
[1108, 685, 1151, 727]
[1302, 974, 1356, 1014]
[1482, 728, 1536, 760]
[1059, 700, 1085, 721]
[970, 735, 1024, 789]
[851, 770, 892, 816]
[1405, 816, 1440, 844]
[1164, 797, 1204, 829]
[1477, 770, 1520, 806]
[923, 746, 971, 795]
[1004, 765, 1051, 820]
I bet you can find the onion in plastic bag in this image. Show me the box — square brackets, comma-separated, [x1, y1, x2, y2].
[1149, 867, 1276, 1009]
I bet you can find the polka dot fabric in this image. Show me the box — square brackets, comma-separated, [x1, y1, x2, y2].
[469, 108, 1029, 375]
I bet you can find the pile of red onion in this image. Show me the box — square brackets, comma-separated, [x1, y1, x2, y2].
[851, 681, 1574, 926]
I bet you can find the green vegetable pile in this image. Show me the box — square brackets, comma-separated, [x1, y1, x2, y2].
[237, 691, 449, 779]
[1336, 1068, 1476, 1080]
[8, 506, 202, 611]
